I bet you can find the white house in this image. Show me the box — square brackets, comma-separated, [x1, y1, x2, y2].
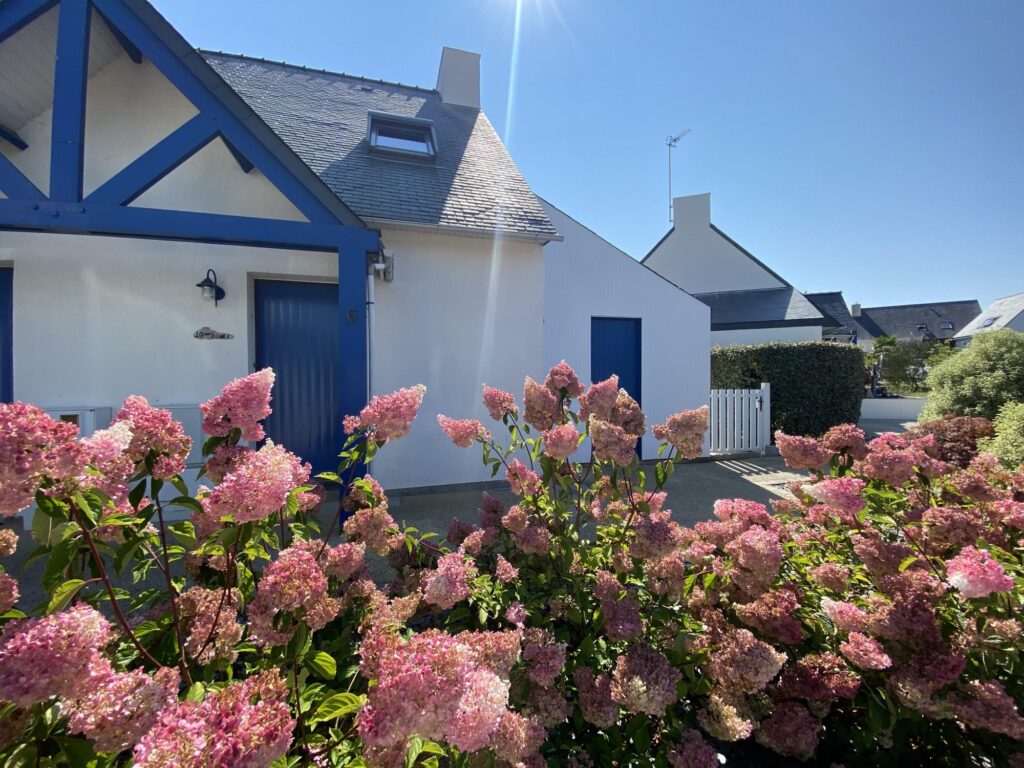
[540, 199, 710, 459]
[642, 194, 826, 347]
[0, 0, 709, 492]
[953, 292, 1024, 347]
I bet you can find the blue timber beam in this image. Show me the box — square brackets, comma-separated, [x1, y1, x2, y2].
[338, 232, 374, 422]
[93, 5, 141, 63]
[0, 124, 28, 151]
[85, 114, 219, 205]
[50, 0, 92, 202]
[0, 0, 59, 47]
[91, 0, 340, 225]
[0, 155, 45, 201]
[0, 199, 379, 253]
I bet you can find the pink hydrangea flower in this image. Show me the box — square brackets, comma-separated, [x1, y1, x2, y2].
[437, 415, 489, 448]
[839, 632, 891, 670]
[778, 652, 860, 702]
[523, 377, 561, 431]
[178, 586, 243, 665]
[482, 386, 519, 420]
[343, 384, 426, 443]
[698, 691, 755, 742]
[134, 670, 293, 768]
[0, 605, 112, 706]
[946, 547, 1014, 599]
[589, 417, 637, 467]
[951, 679, 1024, 740]
[774, 431, 832, 470]
[495, 555, 519, 583]
[203, 442, 251, 484]
[821, 597, 868, 633]
[64, 664, 180, 753]
[822, 423, 868, 460]
[755, 701, 821, 760]
[0, 572, 18, 613]
[202, 441, 310, 524]
[0, 527, 17, 556]
[513, 523, 553, 556]
[857, 432, 938, 486]
[200, 368, 275, 441]
[579, 375, 619, 422]
[490, 711, 546, 764]
[706, 628, 786, 693]
[343, 503, 395, 556]
[0, 402, 82, 516]
[540, 422, 578, 461]
[652, 406, 708, 459]
[574, 667, 618, 728]
[523, 631, 567, 687]
[504, 602, 526, 627]
[544, 361, 584, 398]
[735, 588, 804, 644]
[506, 460, 541, 497]
[610, 390, 646, 437]
[631, 511, 685, 561]
[479, 492, 505, 528]
[806, 477, 866, 517]
[809, 562, 851, 592]
[668, 730, 719, 768]
[423, 552, 478, 610]
[359, 629, 518, 756]
[610, 644, 681, 716]
[248, 548, 339, 647]
[724, 525, 783, 594]
[113, 396, 192, 479]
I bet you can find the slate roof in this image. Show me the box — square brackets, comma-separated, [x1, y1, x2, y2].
[854, 300, 981, 342]
[202, 51, 558, 241]
[954, 292, 1024, 339]
[695, 288, 826, 330]
[806, 291, 858, 338]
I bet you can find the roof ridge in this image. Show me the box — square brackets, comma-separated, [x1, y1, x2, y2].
[199, 49, 438, 95]
[862, 299, 980, 311]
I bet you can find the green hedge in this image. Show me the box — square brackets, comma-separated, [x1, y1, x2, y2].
[711, 341, 865, 437]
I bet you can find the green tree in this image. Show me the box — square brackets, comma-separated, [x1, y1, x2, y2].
[879, 340, 931, 391]
[922, 329, 1024, 420]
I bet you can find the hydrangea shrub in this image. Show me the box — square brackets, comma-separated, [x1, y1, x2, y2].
[0, 362, 1022, 767]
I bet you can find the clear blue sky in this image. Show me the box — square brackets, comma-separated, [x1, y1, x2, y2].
[163, 0, 1023, 309]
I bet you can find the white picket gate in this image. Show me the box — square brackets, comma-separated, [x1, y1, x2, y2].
[708, 383, 771, 455]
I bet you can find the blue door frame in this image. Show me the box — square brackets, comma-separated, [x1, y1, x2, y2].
[0, 0, 377, 430]
[591, 317, 642, 456]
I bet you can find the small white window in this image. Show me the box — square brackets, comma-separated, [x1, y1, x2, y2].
[368, 112, 436, 158]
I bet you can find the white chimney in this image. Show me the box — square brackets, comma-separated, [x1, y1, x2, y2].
[672, 193, 711, 231]
[436, 47, 480, 109]
[851, 303, 862, 317]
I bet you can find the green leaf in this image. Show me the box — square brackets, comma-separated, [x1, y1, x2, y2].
[168, 496, 204, 514]
[898, 556, 919, 572]
[185, 682, 206, 702]
[169, 475, 190, 496]
[47, 579, 87, 614]
[309, 692, 366, 723]
[306, 650, 337, 680]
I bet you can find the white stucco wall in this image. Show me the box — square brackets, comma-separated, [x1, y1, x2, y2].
[642, 194, 785, 295]
[711, 325, 822, 347]
[541, 201, 710, 459]
[371, 229, 545, 489]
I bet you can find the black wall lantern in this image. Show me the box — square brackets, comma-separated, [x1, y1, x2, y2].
[196, 269, 225, 306]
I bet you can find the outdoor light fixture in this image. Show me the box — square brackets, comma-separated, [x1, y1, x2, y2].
[196, 269, 225, 306]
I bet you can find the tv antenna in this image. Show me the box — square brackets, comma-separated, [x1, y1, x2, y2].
[666, 129, 691, 222]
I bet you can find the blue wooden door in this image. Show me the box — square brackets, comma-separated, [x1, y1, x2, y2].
[591, 317, 641, 405]
[254, 280, 341, 475]
[0, 268, 11, 403]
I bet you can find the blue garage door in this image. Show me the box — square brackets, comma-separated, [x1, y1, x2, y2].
[0, 268, 11, 403]
[254, 279, 341, 475]
[591, 317, 642, 455]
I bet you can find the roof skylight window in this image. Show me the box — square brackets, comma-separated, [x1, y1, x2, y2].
[368, 112, 436, 158]
[980, 316, 1000, 328]
[939, 321, 954, 331]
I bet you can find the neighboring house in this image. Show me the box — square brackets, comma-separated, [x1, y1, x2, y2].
[953, 292, 1024, 347]
[642, 194, 826, 346]
[851, 300, 981, 349]
[540, 199, 710, 459]
[0, 0, 709, 491]
[805, 291, 859, 343]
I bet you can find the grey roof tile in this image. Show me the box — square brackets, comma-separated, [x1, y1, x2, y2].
[806, 291, 858, 337]
[955, 292, 1024, 339]
[201, 52, 557, 240]
[854, 300, 981, 342]
[695, 288, 825, 330]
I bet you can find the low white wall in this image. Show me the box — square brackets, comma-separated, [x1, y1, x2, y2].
[371, 229, 546, 490]
[861, 397, 928, 421]
[541, 201, 710, 459]
[712, 325, 822, 347]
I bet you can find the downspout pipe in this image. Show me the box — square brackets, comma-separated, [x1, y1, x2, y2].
[366, 259, 386, 397]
